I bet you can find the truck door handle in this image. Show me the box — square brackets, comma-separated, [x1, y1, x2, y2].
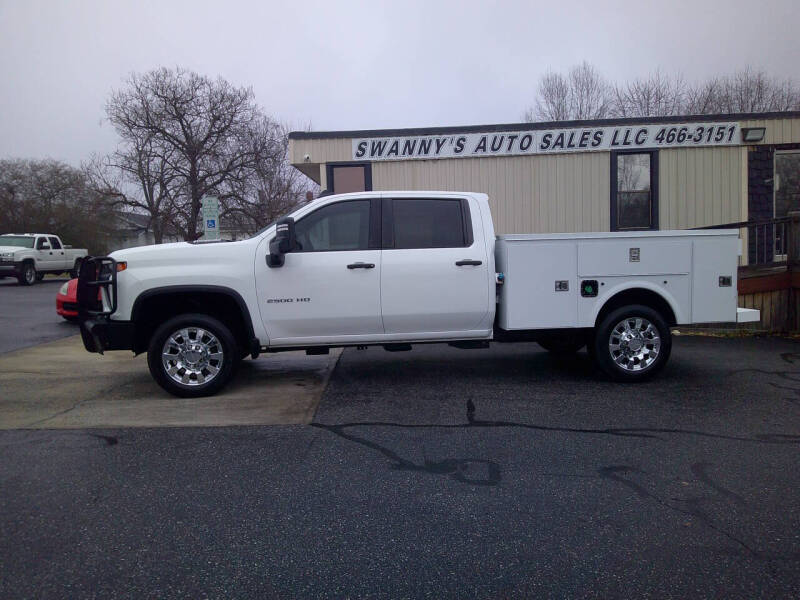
[455, 259, 482, 266]
[347, 262, 375, 269]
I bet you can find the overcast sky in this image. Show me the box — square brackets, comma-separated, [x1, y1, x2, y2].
[1, 0, 798, 166]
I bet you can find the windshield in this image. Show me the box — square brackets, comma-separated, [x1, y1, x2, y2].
[0, 236, 35, 248]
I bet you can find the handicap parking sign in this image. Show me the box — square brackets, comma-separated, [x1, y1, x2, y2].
[206, 219, 216, 229]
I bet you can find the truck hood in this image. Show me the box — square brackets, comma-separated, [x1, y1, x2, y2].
[109, 239, 255, 266]
[110, 241, 191, 261]
[0, 246, 28, 254]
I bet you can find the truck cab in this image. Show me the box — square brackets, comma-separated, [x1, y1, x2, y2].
[255, 192, 495, 346]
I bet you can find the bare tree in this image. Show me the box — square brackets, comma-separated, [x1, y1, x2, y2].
[684, 77, 723, 115]
[0, 159, 114, 253]
[104, 67, 278, 241]
[568, 62, 612, 119]
[611, 70, 687, 117]
[525, 62, 611, 122]
[85, 132, 177, 244]
[687, 67, 800, 114]
[526, 70, 570, 122]
[526, 64, 800, 121]
[219, 123, 312, 234]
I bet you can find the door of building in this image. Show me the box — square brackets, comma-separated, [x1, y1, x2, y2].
[326, 163, 372, 194]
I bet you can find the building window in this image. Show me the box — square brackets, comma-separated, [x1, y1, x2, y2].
[774, 151, 800, 218]
[326, 162, 372, 194]
[611, 151, 658, 231]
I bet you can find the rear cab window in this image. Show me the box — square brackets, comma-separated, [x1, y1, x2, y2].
[48, 237, 62, 249]
[385, 198, 473, 249]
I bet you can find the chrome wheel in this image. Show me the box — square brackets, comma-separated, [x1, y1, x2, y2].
[608, 317, 661, 372]
[24, 265, 35, 284]
[161, 327, 224, 386]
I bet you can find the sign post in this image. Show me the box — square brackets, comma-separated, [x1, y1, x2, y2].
[202, 196, 220, 241]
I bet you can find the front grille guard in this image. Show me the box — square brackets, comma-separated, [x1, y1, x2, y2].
[77, 256, 118, 317]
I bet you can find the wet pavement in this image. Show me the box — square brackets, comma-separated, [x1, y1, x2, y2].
[2, 336, 800, 598]
[0, 276, 75, 353]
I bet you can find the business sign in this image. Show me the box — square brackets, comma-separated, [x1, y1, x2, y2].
[353, 122, 740, 162]
[202, 196, 219, 240]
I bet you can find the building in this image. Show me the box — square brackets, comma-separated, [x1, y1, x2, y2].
[289, 111, 800, 239]
[110, 212, 182, 251]
[289, 112, 800, 330]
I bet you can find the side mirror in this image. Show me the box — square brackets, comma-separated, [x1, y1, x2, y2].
[40, 243, 51, 250]
[267, 217, 296, 268]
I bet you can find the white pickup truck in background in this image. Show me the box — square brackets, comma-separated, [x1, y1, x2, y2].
[0, 233, 88, 285]
[77, 191, 759, 397]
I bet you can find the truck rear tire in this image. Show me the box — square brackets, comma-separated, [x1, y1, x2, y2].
[592, 304, 671, 382]
[18, 263, 36, 286]
[147, 313, 239, 398]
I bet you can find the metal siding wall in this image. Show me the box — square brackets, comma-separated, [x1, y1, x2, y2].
[289, 138, 352, 165]
[292, 117, 800, 234]
[372, 154, 610, 234]
[659, 146, 745, 229]
[740, 118, 800, 144]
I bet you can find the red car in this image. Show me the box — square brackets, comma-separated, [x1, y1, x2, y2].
[56, 278, 79, 321]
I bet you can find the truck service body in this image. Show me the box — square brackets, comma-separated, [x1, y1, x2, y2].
[77, 191, 758, 397]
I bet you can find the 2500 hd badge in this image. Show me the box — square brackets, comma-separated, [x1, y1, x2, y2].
[267, 297, 311, 303]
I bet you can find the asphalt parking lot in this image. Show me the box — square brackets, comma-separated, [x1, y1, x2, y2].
[0, 276, 76, 353]
[1, 282, 800, 598]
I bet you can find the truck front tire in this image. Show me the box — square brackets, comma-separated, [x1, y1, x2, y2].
[592, 304, 671, 382]
[147, 313, 239, 398]
[18, 263, 36, 286]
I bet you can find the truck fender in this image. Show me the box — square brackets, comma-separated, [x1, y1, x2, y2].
[590, 280, 685, 326]
[130, 285, 259, 350]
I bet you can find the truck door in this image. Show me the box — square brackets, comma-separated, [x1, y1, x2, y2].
[48, 236, 67, 269]
[255, 197, 384, 344]
[34, 236, 57, 271]
[380, 197, 490, 336]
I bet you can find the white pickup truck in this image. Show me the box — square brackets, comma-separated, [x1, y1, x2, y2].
[77, 191, 758, 397]
[0, 233, 88, 285]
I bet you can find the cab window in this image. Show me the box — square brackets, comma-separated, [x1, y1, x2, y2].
[48, 237, 62, 249]
[294, 200, 371, 252]
[388, 198, 470, 249]
[36, 238, 49, 249]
